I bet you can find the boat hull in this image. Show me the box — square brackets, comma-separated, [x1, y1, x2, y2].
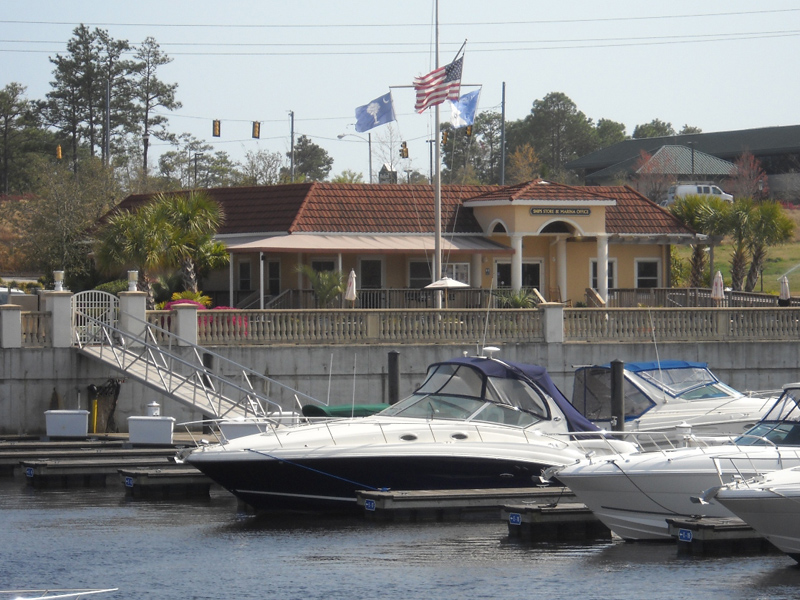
[557, 446, 800, 540]
[716, 469, 800, 560]
[188, 448, 559, 512]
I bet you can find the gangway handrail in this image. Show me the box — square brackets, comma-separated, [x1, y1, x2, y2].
[72, 308, 324, 419]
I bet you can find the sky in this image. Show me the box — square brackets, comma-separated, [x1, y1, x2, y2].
[2, 1, 800, 182]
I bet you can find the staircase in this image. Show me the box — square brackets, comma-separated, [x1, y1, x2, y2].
[72, 309, 320, 421]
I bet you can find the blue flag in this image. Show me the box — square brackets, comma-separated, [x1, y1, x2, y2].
[355, 92, 396, 133]
[450, 89, 480, 128]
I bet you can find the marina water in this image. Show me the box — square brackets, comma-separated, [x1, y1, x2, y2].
[2, 475, 800, 600]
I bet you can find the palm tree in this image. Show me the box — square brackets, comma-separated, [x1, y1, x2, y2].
[725, 198, 755, 291]
[93, 203, 168, 307]
[153, 190, 228, 293]
[296, 264, 344, 307]
[670, 195, 731, 288]
[744, 201, 794, 292]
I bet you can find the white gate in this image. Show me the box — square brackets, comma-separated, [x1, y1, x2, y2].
[71, 290, 119, 344]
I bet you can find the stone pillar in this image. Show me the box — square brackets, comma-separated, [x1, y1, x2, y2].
[173, 303, 198, 346]
[43, 291, 73, 348]
[541, 302, 565, 343]
[0, 304, 22, 348]
[119, 291, 148, 344]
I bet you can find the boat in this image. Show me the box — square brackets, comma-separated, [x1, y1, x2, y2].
[552, 381, 800, 541]
[713, 466, 800, 561]
[0, 590, 118, 599]
[180, 351, 637, 512]
[570, 360, 777, 436]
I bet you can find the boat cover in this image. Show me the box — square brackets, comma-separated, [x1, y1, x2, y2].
[434, 356, 599, 433]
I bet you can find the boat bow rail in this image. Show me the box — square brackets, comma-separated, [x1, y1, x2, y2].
[72, 308, 322, 420]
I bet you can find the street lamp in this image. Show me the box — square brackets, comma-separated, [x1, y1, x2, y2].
[337, 133, 372, 183]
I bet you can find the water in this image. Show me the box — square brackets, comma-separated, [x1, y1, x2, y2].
[1, 475, 800, 600]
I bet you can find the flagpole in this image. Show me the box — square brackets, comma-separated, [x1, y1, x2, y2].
[433, 0, 443, 308]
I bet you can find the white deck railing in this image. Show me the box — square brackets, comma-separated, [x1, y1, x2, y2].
[17, 305, 800, 347]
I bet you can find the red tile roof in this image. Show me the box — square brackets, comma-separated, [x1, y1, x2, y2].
[114, 181, 694, 237]
[591, 185, 694, 235]
[467, 179, 614, 203]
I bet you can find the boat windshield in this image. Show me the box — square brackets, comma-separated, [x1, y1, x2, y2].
[737, 387, 800, 445]
[378, 362, 548, 427]
[635, 367, 737, 400]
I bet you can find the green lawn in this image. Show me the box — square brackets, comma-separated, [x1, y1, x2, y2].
[673, 205, 800, 296]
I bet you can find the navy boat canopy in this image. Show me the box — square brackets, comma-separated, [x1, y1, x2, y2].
[433, 356, 599, 433]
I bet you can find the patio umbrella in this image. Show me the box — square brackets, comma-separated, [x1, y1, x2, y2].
[345, 269, 357, 305]
[425, 276, 469, 308]
[779, 275, 791, 306]
[711, 271, 725, 304]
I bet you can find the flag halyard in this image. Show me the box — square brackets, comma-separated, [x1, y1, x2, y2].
[413, 56, 463, 113]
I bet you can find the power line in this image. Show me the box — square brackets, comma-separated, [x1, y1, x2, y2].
[1, 8, 798, 29]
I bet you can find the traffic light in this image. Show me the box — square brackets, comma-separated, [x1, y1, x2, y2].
[465, 125, 473, 137]
[252, 121, 260, 139]
[212, 119, 221, 137]
[441, 130, 448, 145]
[399, 141, 408, 159]
[56, 145, 62, 160]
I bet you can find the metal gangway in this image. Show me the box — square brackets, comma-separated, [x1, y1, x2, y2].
[72, 307, 321, 421]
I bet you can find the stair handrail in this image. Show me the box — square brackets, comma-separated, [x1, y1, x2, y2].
[72, 307, 324, 419]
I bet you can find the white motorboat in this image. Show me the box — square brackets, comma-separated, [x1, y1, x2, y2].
[181, 352, 636, 512]
[0, 590, 118, 599]
[714, 465, 800, 561]
[553, 382, 800, 541]
[570, 360, 777, 436]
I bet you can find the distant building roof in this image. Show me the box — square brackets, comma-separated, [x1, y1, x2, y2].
[585, 145, 737, 183]
[567, 124, 800, 173]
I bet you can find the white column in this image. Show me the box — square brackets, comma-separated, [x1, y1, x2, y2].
[118, 291, 148, 345]
[557, 237, 568, 302]
[173, 304, 198, 347]
[228, 252, 234, 307]
[259, 252, 265, 310]
[511, 234, 523, 292]
[597, 234, 609, 303]
[44, 291, 72, 348]
[471, 254, 482, 287]
[0, 304, 22, 348]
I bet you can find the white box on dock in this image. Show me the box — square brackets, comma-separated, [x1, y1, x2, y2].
[45, 410, 89, 438]
[128, 416, 175, 445]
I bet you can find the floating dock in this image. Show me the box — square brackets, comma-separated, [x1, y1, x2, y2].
[356, 486, 575, 522]
[503, 502, 610, 541]
[666, 516, 778, 555]
[119, 467, 212, 499]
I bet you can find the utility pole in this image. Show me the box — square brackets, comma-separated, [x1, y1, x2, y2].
[500, 82, 506, 185]
[289, 111, 295, 182]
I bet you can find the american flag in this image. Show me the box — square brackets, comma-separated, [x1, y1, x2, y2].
[413, 56, 463, 113]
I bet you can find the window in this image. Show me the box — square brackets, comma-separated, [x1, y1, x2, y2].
[360, 259, 382, 289]
[444, 263, 470, 285]
[267, 261, 280, 296]
[636, 259, 660, 288]
[496, 261, 542, 290]
[238, 261, 251, 291]
[590, 259, 616, 290]
[409, 261, 432, 288]
[310, 259, 335, 272]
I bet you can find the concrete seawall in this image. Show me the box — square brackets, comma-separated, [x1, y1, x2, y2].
[2, 340, 798, 436]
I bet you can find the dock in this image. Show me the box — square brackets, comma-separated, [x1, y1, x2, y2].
[356, 486, 576, 521]
[119, 467, 212, 498]
[666, 516, 779, 555]
[503, 502, 610, 541]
